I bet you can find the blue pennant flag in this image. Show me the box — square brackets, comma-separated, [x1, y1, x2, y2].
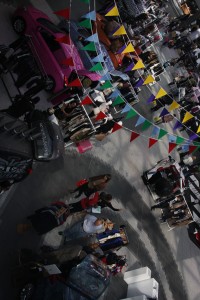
[151, 126, 160, 137]
[173, 121, 183, 131]
[168, 134, 176, 143]
[135, 116, 145, 127]
[107, 90, 121, 99]
[81, 10, 96, 21]
[121, 104, 131, 114]
[159, 108, 169, 117]
[189, 133, 199, 141]
[85, 33, 99, 43]
[135, 78, 144, 88]
[100, 73, 112, 81]
[91, 53, 104, 63]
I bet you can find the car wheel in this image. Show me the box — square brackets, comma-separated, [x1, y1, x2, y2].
[44, 76, 56, 92]
[20, 283, 34, 300]
[12, 17, 26, 34]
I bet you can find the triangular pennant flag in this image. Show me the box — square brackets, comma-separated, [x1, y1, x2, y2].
[155, 88, 167, 99]
[54, 8, 70, 19]
[130, 131, 140, 142]
[112, 95, 124, 106]
[113, 25, 126, 36]
[125, 109, 137, 120]
[189, 133, 198, 141]
[121, 104, 131, 114]
[169, 100, 180, 111]
[197, 125, 200, 133]
[132, 60, 145, 70]
[80, 0, 90, 3]
[86, 33, 99, 43]
[55, 35, 70, 44]
[151, 126, 160, 137]
[159, 108, 169, 117]
[81, 10, 96, 21]
[168, 142, 177, 153]
[108, 90, 120, 99]
[135, 78, 144, 88]
[81, 95, 93, 105]
[100, 80, 112, 90]
[149, 138, 158, 148]
[117, 44, 126, 54]
[173, 121, 183, 131]
[176, 136, 185, 144]
[81, 42, 96, 51]
[158, 129, 168, 140]
[147, 94, 155, 103]
[122, 43, 135, 54]
[135, 116, 145, 127]
[193, 141, 200, 146]
[95, 111, 107, 121]
[112, 122, 122, 133]
[91, 53, 104, 62]
[68, 78, 82, 87]
[168, 135, 176, 143]
[90, 62, 103, 71]
[143, 75, 155, 85]
[78, 19, 92, 29]
[100, 73, 112, 81]
[62, 57, 74, 66]
[125, 62, 135, 72]
[142, 120, 152, 131]
[182, 112, 194, 123]
[105, 5, 119, 16]
[189, 145, 198, 154]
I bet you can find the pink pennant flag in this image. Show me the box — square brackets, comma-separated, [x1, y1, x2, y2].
[149, 138, 158, 148]
[130, 131, 140, 142]
[112, 122, 122, 133]
[81, 95, 93, 105]
[168, 142, 177, 153]
[68, 78, 82, 87]
[95, 111, 107, 121]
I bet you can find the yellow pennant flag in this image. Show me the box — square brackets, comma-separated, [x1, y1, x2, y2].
[155, 88, 167, 99]
[169, 100, 180, 111]
[122, 43, 135, 54]
[132, 60, 145, 70]
[182, 112, 194, 123]
[197, 125, 200, 133]
[113, 25, 126, 36]
[143, 75, 155, 85]
[105, 6, 119, 16]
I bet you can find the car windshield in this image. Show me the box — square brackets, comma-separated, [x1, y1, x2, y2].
[37, 18, 63, 33]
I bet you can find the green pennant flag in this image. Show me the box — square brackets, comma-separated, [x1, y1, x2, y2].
[141, 120, 152, 131]
[112, 96, 124, 106]
[193, 141, 200, 147]
[78, 19, 92, 29]
[100, 80, 112, 90]
[89, 62, 103, 71]
[80, 0, 90, 3]
[158, 129, 168, 140]
[176, 136, 185, 144]
[81, 42, 96, 51]
[125, 109, 137, 120]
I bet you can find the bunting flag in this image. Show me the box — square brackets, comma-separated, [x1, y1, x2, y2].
[92, 53, 104, 62]
[117, 44, 126, 54]
[122, 43, 135, 54]
[112, 122, 122, 133]
[189, 145, 198, 154]
[168, 135, 176, 143]
[125, 62, 135, 72]
[149, 138, 158, 148]
[147, 94, 155, 103]
[168, 142, 177, 153]
[108, 90, 120, 99]
[78, 19, 92, 29]
[68, 78, 82, 87]
[159, 108, 169, 117]
[132, 60, 145, 70]
[121, 104, 131, 114]
[101, 73, 112, 81]
[105, 5, 119, 16]
[143, 75, 155, 85]
[176, 136, 184, 144]
[151, 126, 160, 137]
[85, 33, 99, 43]
[135, 116, 145, 127]
[95, 111, 107, 121]
[81, 10, 96, 21]
[90, 62, 103, 71]
[155, 88, 167, 99]
[189, 133, 198, 141]
[125, 109, 137, 119]
[169, 100, 180, 111]
[100, 80, 112, 90]
[62, 57, 74, 66]
[135, 78, 144, 88]
[130, 131, 140, 142]
[158, 129, 168, 140]
[54, 8, 70, 19]
[81, 42, 96, 51]
[113, 25, 126, 36]
[81, 95, 93, 105]
[182, 112, 194, 123]
[173, 121, 183, 131]
[142, 120, 152, 131]
[55, 35, 70, 44]
[112, 95, 124, 106]
[197, 125, 200, 133]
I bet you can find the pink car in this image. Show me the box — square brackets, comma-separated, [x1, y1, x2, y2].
[12, 5, 101, 93]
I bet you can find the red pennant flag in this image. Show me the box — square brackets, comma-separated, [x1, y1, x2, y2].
[149, 138, 158, 148]
[68, 78, 82, 87]
[130, 131, 140, 142]
[95, 111, 107, 121]
[55, 35, 70, 45]
[81, 95, 93, 105]
[112, 122, 122, 133]
[168, 142, 177, 153]
[189, 145, 198, 154]
[54, 8, 70, 19]
[62, 57, 74, 66]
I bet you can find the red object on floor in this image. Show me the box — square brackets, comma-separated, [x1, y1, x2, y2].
[76, 140, 93, 153]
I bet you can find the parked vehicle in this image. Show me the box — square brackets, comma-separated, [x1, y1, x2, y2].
[12, 5, 101, 92]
